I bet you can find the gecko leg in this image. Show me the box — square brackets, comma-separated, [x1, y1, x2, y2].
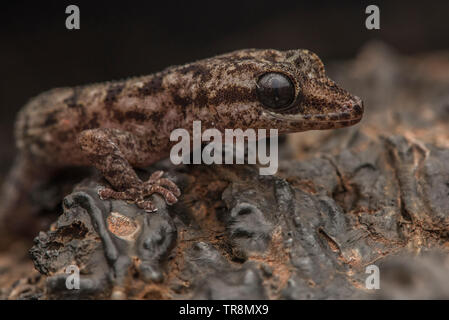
[99, 171, 181, 212]
[77, 128, 180, 212]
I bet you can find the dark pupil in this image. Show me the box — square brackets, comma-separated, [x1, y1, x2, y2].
[256, 72, 295, 109]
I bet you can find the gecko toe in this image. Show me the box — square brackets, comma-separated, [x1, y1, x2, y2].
[156, 178, 181, 197]
[143, 184, 178, 205]
[98, 187, 114, 200]
[148, 170, 164, 182]
[143, 171, 181, 199]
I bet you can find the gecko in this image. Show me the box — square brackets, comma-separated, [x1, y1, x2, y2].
[0, 48, 363, 227]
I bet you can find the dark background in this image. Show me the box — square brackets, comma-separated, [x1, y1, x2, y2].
[1, 1, 448, 171]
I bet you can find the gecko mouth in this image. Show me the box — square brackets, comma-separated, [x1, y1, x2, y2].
[263, 96, 364, 124]
[263, 110, 363, 123]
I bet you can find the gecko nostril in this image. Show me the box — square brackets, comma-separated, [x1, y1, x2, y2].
[344, 96, 364, 117]
[353, 96, 364, 113]
[353, 103, 363, 115]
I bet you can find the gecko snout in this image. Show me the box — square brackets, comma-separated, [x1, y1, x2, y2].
[341, 95, 364, 121]
[349, 95, 364, 119]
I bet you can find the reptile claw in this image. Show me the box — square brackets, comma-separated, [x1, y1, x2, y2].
[97, 172, 180, 211]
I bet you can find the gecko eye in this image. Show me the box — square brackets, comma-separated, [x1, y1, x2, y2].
[256, 72, 295, 110]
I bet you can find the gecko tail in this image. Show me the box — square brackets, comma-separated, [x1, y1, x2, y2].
[0, 155, 53, 239]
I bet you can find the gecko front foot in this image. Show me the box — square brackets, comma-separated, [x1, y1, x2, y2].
[98, 171, 181, 212]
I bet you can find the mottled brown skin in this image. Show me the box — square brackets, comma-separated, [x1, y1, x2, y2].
[1, 49, 363, 219]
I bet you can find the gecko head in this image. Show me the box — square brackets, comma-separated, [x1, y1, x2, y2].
[205, 49, 364, 133]
[254, 49, 364, 132]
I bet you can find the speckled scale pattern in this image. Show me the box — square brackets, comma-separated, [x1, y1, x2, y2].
[1, 48, 364, 217]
